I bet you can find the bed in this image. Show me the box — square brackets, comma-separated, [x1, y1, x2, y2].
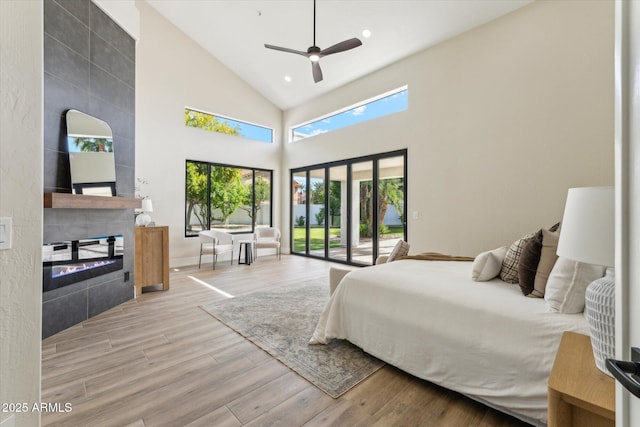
[309, 259, 590, 425]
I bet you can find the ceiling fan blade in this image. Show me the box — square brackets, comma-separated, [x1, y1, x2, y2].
[312, 61, 323, 83]
[319, 38, 362, 57]
[264, 44, 308, 57]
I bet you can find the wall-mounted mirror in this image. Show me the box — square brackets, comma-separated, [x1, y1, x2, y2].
[66, 109, 117, 196]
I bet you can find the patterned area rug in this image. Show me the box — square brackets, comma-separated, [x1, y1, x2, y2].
[200, 279, 384, 398]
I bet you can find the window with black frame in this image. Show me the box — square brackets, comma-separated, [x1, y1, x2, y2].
[291, 149, 406, 266]
[185, 160, 272, 236]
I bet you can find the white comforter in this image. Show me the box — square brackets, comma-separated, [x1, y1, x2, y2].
[310, 260, 589, 425]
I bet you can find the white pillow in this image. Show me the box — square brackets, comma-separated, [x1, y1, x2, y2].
[387, 240, 410, 262]
[544, 257, 606, 313]
[472, 247, 508, 282]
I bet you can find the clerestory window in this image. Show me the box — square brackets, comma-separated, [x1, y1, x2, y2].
[185, 107, 273, 143]
[291, 86, 408, 142]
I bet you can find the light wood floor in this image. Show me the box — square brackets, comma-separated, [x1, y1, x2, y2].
[42, 255, 532, 427]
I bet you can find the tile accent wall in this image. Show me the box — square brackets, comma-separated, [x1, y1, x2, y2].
[42, 0, 136, 338]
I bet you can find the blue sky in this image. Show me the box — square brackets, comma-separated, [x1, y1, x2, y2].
[186, 108, 274, 143]
[293, 89, 408, 141]
[219, 117, 273, 143]
[187, 88, 407, 144]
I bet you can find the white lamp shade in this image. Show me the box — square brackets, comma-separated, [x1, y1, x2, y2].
[556, 187, 614, 267]
[141, 199, 153, 213]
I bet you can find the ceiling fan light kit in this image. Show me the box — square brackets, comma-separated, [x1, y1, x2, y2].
[264, 0, 362, 83]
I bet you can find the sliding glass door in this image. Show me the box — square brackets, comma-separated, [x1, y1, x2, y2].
[292, 171, 307, 254]
[308, 168, 326, 257]
[351, 160, 374, 265]
[291, 150, 407, 266]
[328, 165, 348, 262]
[377, 155, 405, 259]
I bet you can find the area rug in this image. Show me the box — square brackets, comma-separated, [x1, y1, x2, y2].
[200, 280, 384, 398]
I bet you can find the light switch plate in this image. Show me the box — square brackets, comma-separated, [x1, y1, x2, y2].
[0, 217, 12, 250]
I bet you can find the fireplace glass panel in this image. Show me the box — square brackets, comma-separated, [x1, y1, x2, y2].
[43, 235, 124, 292]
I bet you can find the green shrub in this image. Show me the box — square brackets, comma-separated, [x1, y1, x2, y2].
[315, 208, 325, 226]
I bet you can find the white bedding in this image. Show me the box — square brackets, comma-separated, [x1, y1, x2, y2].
[309, 260, 589, 425]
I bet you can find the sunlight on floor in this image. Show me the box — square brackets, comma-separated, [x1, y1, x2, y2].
[188, 275, 234, 298]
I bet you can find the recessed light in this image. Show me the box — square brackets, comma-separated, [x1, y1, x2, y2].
[284, 75, 292, 82]
[362, 29, 371, 38]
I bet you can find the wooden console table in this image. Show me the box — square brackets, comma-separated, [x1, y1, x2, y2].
[134, 226, 169, 297]
[548, 331, 615, 427]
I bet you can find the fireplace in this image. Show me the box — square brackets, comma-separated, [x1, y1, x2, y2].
[43, 235, 124, 292]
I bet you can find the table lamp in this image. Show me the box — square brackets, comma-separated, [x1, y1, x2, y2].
[556, 186, 614, 375]
[136, 199, 153, 227]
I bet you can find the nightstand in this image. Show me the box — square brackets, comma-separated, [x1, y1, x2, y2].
[548, 331, 615, 427]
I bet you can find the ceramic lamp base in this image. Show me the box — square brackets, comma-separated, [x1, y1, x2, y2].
[136, 213, 151, 227]
[584, 268, 615, 377]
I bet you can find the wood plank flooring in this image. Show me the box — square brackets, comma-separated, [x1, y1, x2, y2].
[42, 255, 532, 426]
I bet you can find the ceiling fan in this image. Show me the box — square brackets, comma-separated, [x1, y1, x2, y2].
[264, 0, 362, 83]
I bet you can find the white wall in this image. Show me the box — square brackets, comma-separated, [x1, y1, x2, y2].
[135, 1, 282, 266]
[283, 0, 614, 257]
[0, 1, 43, 426]
[94, 0, 139, 41]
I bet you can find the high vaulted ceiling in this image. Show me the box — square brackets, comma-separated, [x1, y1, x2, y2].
[146, 0, 532, 110]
